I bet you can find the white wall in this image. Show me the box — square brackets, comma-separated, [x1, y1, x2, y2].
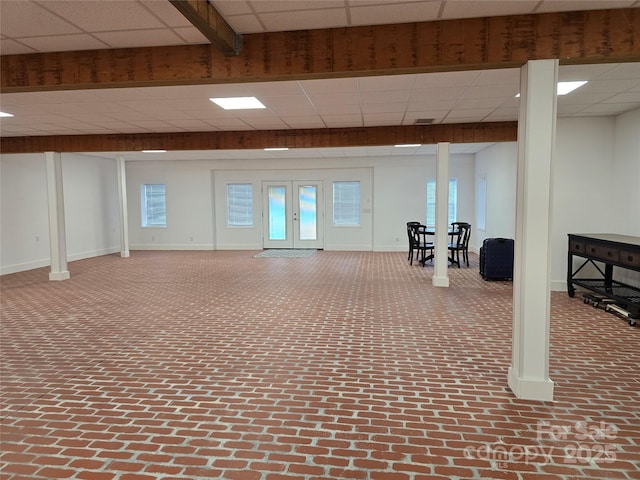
[613, 108, 640, 236]
[0, 153, 120, 274]
[125, 161, 215, 250]
[474, 142, 518, 247]
[472, 112, 640, 290]
[63, 154, 121, 261]
[123, 154, 476, 252]
[1, 112, 638, 285]
[0, 154, 50, 273]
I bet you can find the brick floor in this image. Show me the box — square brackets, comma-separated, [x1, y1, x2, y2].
[1, 250, 638, 480]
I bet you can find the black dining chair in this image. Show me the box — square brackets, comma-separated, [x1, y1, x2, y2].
[406, 222, 422, 264]
[413, 224, 435, 266]
[448, 222, 471, 267]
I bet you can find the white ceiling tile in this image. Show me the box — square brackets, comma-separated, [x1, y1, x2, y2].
[454, 97, 505, 109]
[321, 115, 363, 127]
[221, 14, 265, 34]
[474, 68, 520, 85]
[0, 38, 38, 55]
[360, 90, 411, 104]
[362, 112, 405, 125]
[0, 0, 80, 37]
[212, 1, 254, 16]
[43, 0, 165, 31]
[314, 103, 362, 115]
[259, 8, 348, 31]
[139, 0, 194, 28]
[413, 71, 479, 88]
[21, 33, 109, 52]
[602, 92, 640, 103]
[595, 62, 640, 80]
[445, 108, 493, 118]
[94, 29, 185, 48]
[165, 119, 215, 130]
[441, 0, 538, 19]
[251, 1, 345, 13]
[409, 87, 467, 102]
[301, 78, 360, 94]
[281, 116, 326, 128]
[309, 93, 361, 109]
[358, 74, 416, 92]
[172, 26, 209, 44]
[350, 2, 442, 25]
[362, 103, 407, 114]
[243, 118, 289, 129]
[535, 0, 636, 13]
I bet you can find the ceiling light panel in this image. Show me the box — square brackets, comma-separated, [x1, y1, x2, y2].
[210, 97, 266, 110]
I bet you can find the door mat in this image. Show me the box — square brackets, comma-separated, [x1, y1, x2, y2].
[253, 249, 317, 258]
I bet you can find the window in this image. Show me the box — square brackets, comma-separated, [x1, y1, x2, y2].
[476, 176, 487, 231]
[141, 184, 166, 227]
[426, 178, 457, 226]
[226, 183, 253, 226]
[333, 181, 360, 226]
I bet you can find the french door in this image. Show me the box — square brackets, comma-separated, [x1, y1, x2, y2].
[262, 181, 323, 249]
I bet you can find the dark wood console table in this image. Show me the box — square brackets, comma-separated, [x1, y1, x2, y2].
[567, 233, 640, 325]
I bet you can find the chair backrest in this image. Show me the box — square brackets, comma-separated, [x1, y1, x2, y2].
[450, 222, 471, 248]
[407, 222, 421, 245]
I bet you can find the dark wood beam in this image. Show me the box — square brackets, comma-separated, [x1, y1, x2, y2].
[169, 0, 241, 55]
[2, 9, 639, 93]
[0, 122, 518, 154]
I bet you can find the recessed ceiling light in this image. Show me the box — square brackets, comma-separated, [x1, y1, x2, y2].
[142, 149, 167, 153]
[557, 80, 588, 95]
[210, 97, 266, 110]
[395, 144, 421, 148]
[0, 111, 14, 117]
[515, 80, 588, 98]
[264, 147, 289, 151]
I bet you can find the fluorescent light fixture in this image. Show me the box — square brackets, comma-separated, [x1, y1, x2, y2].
[0, 111, 14, 117]
[515, 80, 588, 98]
[142, 149, 167, 153]
[210, 97, 266, 110]
[395, 144, 421, 148]
[264, 147, 289, 151]
[557, 80, 588, 95]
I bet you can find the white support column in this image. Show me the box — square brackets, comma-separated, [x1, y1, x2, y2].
[432, 142, 450, 287]
[116, 156, 130, 258]
[45, 151, 70, 281]
[508, 59, 558, 401]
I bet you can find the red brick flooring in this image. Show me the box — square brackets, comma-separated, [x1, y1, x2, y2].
[1, 251, 638, 480]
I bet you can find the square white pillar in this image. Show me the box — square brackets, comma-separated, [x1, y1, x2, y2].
[45, 151, 70, 281]
[117, 156, 130, 258]
[508, 60, 558, 401]
[432, 142, 450, 287]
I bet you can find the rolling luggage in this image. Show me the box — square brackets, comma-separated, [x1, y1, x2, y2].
[480, 238, 514, 280]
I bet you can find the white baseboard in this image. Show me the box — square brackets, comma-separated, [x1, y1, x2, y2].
[68, 247, 120, 262]
[1, 259, 50, 275]
[131, 244, 215, 251]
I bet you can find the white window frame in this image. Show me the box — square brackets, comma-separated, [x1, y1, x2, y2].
[226, 183, 254, 227]
[141, 184, 167, 227]
[426, 178, 457, 227]
[332, 181, 361, 226]
[476, 175, 487, 231]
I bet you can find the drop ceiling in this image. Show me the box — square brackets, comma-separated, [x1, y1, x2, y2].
[1, 0, 639, 161]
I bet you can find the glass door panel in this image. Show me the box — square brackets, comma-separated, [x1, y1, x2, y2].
[268, 186, 287, 241]
[262, 181, 323, 249]
[298, 185, 317, 241]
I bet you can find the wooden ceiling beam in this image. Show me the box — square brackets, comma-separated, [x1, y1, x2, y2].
[169, 0, 241, 55]
[2, 9, 639, 93]
[0, 122, 517, 154]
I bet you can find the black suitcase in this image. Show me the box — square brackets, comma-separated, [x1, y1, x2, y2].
[480, 238, 514, 280]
